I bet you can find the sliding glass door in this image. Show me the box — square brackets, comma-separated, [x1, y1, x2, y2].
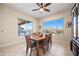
[78, 4, 79, 38]
[72, 6, 78, 39]
[18, 19, 33, 36]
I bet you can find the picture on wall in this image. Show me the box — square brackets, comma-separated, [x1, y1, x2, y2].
[66, 21, 72, 28]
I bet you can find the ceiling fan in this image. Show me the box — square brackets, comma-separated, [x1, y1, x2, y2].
[32, 3, 51, 12]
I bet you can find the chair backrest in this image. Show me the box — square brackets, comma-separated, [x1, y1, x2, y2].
[45, 35, 49, 42]
[25, 36, 31, 42]
[49, 34, 52, 46]
[25, 35, 31, 47]
[49, 34, 52, 39]
[25, 35, 30, 38]
[30, 39, 37, 48]
[40, 34, 43, 37]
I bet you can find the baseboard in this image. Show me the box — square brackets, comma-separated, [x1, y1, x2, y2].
[0, 40, 25, 48]
[52, 39, 70, 44]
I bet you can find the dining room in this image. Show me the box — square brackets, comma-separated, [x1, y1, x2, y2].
[0, 3, 75, 56]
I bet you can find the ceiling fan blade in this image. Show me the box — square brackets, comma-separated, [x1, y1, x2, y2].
[44, 9, 50, 12]
[44, 3, 51, 7]
[36, 3, 40, 6]
[41, 3, 43, 7]
[32, 8, 40, 11]
[41, 3, 43, 6]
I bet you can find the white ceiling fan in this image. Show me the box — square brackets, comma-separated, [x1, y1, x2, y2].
[32, 3, 51, 12]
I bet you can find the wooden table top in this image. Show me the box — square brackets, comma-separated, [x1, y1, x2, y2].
[30, 34, 46, 56]
[30, 34, 45, 41]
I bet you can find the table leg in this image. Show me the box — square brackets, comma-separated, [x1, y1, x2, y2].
[36, 42, 39, 56]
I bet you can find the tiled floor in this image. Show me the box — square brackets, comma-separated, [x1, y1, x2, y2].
[46, 40, 73, 56]
[0, 39, 73, 56]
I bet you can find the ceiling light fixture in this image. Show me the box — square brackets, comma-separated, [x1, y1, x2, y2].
[40, 8, 44, 12]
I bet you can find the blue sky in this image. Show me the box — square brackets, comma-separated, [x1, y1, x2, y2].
[26, 23, 32, 30]
[43, 18, 64, 29]
[21, 18, 64, 31]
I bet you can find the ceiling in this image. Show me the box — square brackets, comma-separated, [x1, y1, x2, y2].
[3, 3, 74, 19]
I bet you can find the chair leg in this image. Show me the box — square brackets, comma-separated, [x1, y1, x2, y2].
[43, 48, 45, 54]
[30, 48, 32, 56]
[26, 46, 28, 53]
[47, 44, 49, 51]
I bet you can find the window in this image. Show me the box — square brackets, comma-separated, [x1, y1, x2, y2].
[43, 18, 64, 34]
[18, 19, 33, 36]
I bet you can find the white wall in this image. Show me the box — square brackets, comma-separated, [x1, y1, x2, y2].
[0, 4, 72, 48]
[0, 5, 38, 48]
[38, 10, 72, 42]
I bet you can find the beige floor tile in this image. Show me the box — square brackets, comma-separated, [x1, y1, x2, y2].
[0, 39, 73, 56]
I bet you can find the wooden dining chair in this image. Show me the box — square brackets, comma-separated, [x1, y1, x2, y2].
[49, 34, 52, 46]
[30, 39, 45, 56]
[25, 35, 31, 53]
[43, 35, 50, 51]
